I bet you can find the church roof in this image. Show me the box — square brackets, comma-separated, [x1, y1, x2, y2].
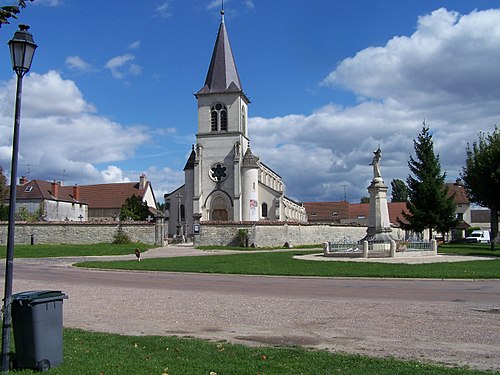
[197, 17, 242, 95]
[242, 147, 259, 168]
[183, 146, 196, 171]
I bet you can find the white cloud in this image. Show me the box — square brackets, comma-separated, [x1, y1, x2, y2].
[34, 0, 62, 6]
[65, 56, 94, 73]
[250, 8, 500, 202]
[105, 54, 142, 79]
[0, 71, 151, 186]
[207, 0, 223, 10]
[128, 41, 141, 50]
[243, 0, 254, 10]
[156, 1, 172, 18]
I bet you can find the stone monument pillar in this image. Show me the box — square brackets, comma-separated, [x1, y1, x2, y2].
[362, 147, 395, 242]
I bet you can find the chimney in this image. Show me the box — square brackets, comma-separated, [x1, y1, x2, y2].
[19, 176, 28, 185]
[73, 184, 80, 201]
[51, 181, 59, 199]
[139, 174, 147, 189]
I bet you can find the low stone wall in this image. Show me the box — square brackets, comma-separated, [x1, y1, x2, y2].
[198, 221, 369, 247]
[0, 221, 158, 245]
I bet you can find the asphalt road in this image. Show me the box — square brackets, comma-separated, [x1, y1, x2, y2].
[3, 247, 500, 371]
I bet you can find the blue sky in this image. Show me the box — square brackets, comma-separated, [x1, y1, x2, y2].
[0, 0, 499, 204]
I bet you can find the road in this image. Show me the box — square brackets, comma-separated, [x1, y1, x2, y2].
[3, 247, 500, 371]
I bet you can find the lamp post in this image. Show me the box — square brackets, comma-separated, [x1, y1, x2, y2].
[1, 24, 37, 372]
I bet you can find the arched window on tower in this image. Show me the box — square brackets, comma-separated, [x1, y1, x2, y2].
[211, 110, 218, 131]
[220, 109, 227, 131]
[242, 105, 246, 135]
[210, 103, 228, 132]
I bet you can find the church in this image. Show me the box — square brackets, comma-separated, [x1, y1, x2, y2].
[165, 10, 307, 238]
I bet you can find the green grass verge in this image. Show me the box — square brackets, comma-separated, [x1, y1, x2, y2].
[10, 329, 498, 374]
[439, 243, 500, 257]
[76, 248, 500, 279]
[0, 243, 153, 258]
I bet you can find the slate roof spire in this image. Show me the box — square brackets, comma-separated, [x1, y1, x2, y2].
[197, 6, 243, 95]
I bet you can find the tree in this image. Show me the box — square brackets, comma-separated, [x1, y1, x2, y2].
[360, 196, 370, 204]
[120, 194, 150, 221]
[0, 1, 34, 26]
[390, 179, 408, 202]
[461, 126, 500, 249]
[399, 124, 457, 239]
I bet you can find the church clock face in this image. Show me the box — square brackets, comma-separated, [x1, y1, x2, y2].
[209, 162, 227, 182]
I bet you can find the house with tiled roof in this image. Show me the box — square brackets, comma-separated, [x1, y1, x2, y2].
[304, 201, 408, 227]
[14, 174, 158, 221]
[78, 174, 158, 220]
[15, 177, 88, 221]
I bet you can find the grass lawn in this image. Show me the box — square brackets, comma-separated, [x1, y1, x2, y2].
[9, 328, 497, 374]
[76, 244, 500, 279]
[0, 243, 153, 258]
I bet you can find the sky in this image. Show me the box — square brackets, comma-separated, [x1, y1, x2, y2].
[0, 0, 499, 204]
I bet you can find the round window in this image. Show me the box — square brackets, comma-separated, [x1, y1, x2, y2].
[209, 162, 227, 182]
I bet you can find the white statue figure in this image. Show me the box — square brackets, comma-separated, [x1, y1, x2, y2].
[370, 147, 382, 179]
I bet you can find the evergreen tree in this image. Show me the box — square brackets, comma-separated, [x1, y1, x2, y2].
[461, 126, 500, 249]
[390, 179, 408, 202]
[399, 124, 457, 239]
[360, 196, 370, 204]
[120, 195, 150, 221]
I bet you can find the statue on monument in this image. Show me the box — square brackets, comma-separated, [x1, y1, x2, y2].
[370, 147, 382, 180]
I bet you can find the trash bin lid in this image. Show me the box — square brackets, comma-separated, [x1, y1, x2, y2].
[12, 290, 66, 303]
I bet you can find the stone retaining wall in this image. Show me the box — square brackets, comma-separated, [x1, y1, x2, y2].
[198, 221, 370, 247]
[0, 222, 158, 245]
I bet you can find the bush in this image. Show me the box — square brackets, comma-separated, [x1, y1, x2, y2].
[113, 229, 131, 244]
[236, 229, 248, 247]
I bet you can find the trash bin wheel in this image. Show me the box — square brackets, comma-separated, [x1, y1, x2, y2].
[36, 359, 50, 372]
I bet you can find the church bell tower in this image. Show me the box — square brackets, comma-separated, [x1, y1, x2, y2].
[186, 8, 255, 223]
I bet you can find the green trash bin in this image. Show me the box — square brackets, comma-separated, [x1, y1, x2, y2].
[11, 290, 68, 371]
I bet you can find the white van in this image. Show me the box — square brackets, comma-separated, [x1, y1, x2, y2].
[465, 230, 491, 243]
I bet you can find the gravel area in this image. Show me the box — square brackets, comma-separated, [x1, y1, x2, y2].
[12, 245, 500, 372]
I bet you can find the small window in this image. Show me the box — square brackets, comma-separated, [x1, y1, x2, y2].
[332, 211, 338, 216]
[220, 110, 227, 131]
[357, 215, 366, 219]
[211, 111, 218, 131]
[210, 103, 227, 132]
[24, 186, 33, 192]
[262, 203, 268, 218]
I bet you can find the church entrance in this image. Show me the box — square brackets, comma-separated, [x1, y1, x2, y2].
[210, 196, 230, 221]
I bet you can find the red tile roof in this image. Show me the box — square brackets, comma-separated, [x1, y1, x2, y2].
[303, 201, 349, 222]
[78, 182, 149, 209]
[16, 180, 81, 203]
[16, 179, 151, 209]
[445, 182, 470, 205]
[304, 201, 409, 225]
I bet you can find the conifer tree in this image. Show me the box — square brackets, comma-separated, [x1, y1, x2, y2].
[390, 179, 408, 202]
[399, 124, 457, 239]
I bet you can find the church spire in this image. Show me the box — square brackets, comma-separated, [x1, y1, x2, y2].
[197, 6, 242, 95]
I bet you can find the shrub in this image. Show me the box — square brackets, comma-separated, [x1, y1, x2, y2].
[113, 229, 131, 244]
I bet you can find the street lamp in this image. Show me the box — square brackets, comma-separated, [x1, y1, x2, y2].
[1, 24, 37, 373]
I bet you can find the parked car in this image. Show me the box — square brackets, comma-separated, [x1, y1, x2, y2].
[465, 230, 490, 243]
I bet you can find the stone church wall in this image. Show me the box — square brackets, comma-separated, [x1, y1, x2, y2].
[0, 222, 157, 245]
[198, 222, 369, 247]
